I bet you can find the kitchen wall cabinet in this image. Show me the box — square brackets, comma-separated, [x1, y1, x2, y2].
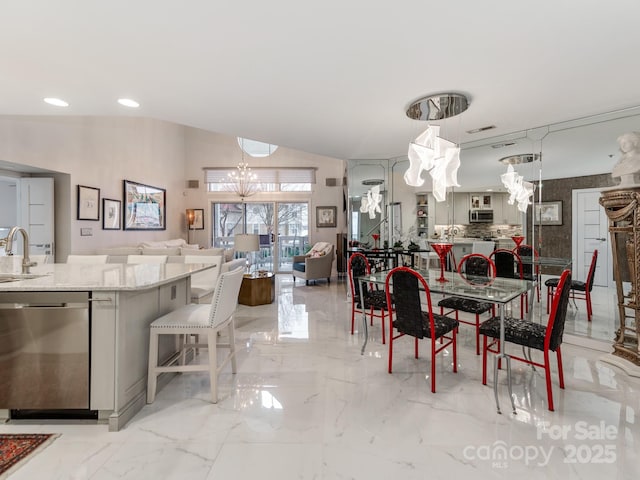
[430, 192, 522, 226]
[453, 193, 469, 224]
[495, 195, 522, 225]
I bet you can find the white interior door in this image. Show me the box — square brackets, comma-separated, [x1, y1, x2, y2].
[572, 188, 610, 287]
[19, 178, 55, 262]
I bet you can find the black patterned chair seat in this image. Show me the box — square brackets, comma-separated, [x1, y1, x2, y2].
[545, 277, 586, 292]
[479, 316, 561, 352]
[394, 312, 458, 339]
[438, 296, 493, 314]
[356, 289, 388, 310]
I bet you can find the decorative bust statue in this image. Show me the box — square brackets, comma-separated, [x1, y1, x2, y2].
[612, 132, 640, 186]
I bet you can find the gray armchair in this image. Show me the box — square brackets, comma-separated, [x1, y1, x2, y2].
[292, 242, 334, 285]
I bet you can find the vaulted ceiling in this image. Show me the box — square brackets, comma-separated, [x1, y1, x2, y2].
[2, 1, 640, 189]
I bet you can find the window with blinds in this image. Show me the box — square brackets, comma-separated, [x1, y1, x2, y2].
[205, 167, 316, 192]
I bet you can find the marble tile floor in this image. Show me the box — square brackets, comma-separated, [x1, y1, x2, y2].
[1, 275, 638, 479]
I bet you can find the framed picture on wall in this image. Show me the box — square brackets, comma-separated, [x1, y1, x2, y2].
[316, 206, 337, 228]
[535, 201, 563, 225]
[77, 185, 100, 221]
[123, 179, 166, 230]
[102, 198, 121, 230]
[192, 208, 204, 230]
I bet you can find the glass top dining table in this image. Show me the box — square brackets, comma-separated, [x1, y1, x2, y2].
[357, 267, 533, 414]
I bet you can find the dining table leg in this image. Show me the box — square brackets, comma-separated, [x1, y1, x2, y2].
[359, 279, 369, 355]
[494, 303, 517, 414]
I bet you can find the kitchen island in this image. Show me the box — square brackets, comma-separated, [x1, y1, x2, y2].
[0, 262, 215, 431]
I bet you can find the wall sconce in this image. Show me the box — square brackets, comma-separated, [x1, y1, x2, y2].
[186, 209, 196, 244]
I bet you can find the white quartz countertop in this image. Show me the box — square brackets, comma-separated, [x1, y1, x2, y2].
[0, 263, 215, 291]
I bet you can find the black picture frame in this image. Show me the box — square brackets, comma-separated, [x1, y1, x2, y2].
[77, 185, 100, 221]
[316, 206, 337, 228]
[102, 198, 121, 230]
[123, 179, 166, 230]
[191, 208, 204, 230]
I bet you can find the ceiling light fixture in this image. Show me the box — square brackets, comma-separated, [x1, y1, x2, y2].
[359, 185, 382, 219]
[404, 92, 468, 202]
[466, 125, 496, 134]
[406, 93, 469, 121]
[227, 162, 258, 199]
[118, 98, 140, 108]
[499, 153, 540, 165]
[361, 179, 384, 186]
[43, 97, 69, 107]
[228, 138, 259, 199]
[491, 142, 517, 149]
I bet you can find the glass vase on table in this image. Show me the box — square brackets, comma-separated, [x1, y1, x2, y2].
[372, 234, 380, 250]
[511, 235, 524, 248]
[431, 242, 453, 282]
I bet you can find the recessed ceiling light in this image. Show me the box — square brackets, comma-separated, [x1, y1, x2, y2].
[362, 179, 384, 186]
[491, 142, 517, 149]
[117, 98, 140, 108]
[486, 188, 493, 192]
[499, 153, 541, 165]
[466, 125, 496, 134]
[43, 97, 69, 107]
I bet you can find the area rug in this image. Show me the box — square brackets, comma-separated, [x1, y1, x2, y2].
[0, 434, 58, 478]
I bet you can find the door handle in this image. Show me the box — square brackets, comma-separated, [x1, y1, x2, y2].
[597, 238, 606, 241]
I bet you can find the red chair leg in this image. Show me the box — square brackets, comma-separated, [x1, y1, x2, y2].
[544, 349, 554, 411]
[586, 292, 593, 321]
[556, 346, 565, 389]
[431, 338, 436, 393]
[381, 310, 386, 344]
[387, 333, 393, 374]
[414, 337, 419, 359]
[482, 336, 488, 385]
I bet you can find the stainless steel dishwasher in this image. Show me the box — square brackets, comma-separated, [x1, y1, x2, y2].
[0, 291, 90, 410]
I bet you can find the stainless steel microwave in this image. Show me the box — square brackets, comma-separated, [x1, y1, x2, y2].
[469, 209, 494, 223]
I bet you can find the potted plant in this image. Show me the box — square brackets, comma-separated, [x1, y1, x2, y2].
[407, 240, 420, 252]
[393, 240, 404, 251]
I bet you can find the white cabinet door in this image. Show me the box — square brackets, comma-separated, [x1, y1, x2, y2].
[493, 195, 504, 223]
[502, 195, 522, 225]
[18, 178, 55, 262]
[431, 194, 451, 225]
[453, 193, 469, 224]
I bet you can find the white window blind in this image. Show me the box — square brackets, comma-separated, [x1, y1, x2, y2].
[204, 167, 316, 185]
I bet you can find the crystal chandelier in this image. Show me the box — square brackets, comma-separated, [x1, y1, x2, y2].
[227, 162, 259, 198]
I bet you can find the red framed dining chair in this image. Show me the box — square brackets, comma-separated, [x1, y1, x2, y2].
[438, 253, 497, 355]
[348, 252, 389, 344]
[545, 249, 598, 321]
[385, 266, 459, 393]
[489, 249, 525, 319]
[479, 269, 572, 412]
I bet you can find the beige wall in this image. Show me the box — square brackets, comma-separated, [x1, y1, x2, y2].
[0, 116, 187, 255]
[0, 116, 346, 256]
[183, 127, 346, 248]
